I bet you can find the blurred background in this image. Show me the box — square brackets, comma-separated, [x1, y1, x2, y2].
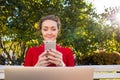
[0, 0, 120, 65]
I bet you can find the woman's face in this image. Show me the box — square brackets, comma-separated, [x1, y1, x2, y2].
[41, 20, 58, 41]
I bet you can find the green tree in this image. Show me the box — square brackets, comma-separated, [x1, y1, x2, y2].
[1, 0, 119, 65]
[0, 0, 97, 65]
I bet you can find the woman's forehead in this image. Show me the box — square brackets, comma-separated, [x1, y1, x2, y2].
[42, 20, 57, 27]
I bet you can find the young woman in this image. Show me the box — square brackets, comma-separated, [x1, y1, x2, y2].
[24, 15, 74, 67]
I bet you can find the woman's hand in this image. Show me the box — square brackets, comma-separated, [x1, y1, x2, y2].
[47, 49, 65, 67]
[34, 51, 50, 67]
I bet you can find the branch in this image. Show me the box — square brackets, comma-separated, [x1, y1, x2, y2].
[0, 37, 12, 61]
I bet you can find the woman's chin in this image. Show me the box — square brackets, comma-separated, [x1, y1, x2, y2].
[45, 39, 56, 41]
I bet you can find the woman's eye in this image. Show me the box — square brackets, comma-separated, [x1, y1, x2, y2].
[43, 29, 48, 31]
[52, 28, 56, 31]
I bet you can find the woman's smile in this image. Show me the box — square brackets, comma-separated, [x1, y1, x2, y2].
[41, 20, 58, 41]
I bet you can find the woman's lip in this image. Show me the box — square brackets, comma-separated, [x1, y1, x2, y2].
[47, 37, 53, 39]
[46, 36, 53, 38]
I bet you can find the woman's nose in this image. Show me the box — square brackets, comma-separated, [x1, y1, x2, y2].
[48, 30, 52, 34]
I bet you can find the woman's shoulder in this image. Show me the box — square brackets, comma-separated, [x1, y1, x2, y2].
[27, 44, 44, 51]
[57, 44, 72, 51]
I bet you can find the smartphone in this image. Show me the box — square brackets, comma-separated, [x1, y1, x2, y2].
[44, 41, 56, 51]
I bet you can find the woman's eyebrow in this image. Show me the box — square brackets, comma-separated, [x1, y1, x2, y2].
[51, 26, 56, 28]
[42, 26, 48, 28]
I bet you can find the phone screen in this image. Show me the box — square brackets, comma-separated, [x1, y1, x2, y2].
[44, 41, 56, 51]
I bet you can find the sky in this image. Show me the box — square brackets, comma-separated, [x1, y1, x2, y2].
[87, 0, 120, 14]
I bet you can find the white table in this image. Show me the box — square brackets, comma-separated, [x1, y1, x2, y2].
[76, 65, 120, 79]
[0, 65, 5, 80]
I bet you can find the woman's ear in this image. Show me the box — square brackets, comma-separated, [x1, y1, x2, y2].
[35, 29, 41, 38]
[57, 29, 61, 37]
[39, 29, 42, 35]
[58, 29, 61, 34]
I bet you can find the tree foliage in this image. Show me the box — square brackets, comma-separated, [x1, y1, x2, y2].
[0, 0, 120, 65]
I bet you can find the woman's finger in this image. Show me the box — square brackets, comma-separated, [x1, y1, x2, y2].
[48, 59, 65, 67]
[35, 56, 50, 67]
[39, 51, 48, 58]
[48, 50, 62, 59]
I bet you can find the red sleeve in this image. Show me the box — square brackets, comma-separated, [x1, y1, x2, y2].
[24, 48, 33, 66]
[66, 48, 75, 66]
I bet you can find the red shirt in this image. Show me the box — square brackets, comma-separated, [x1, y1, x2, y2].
[24, 44, 75, 66]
